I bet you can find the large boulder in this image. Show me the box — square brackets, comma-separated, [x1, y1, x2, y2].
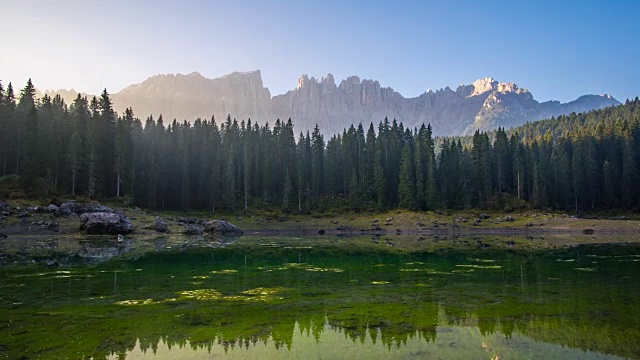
[79, 212, 133, 235]
[154, 218, 168, 233]
[203, 220, 243, 236]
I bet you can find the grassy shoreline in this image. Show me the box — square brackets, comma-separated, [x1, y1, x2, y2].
[2, 199, 640, 255]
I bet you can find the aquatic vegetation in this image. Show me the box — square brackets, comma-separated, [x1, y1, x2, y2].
[222, 294, 284, 302]
[574, 267, 597, 272]
[278, 263, 307, 269]
[241, 287, 289, 295]
[1, 239, 640, 359]
[305, 267, 344, 273]
[425, 270, 452, 275]
[13, 273, 52, 278]
[210, 269, 238, 274]
[248, 295, 284, 301]
[455, 264, 502, 269]
[0, 283, 24, 288]
[399, 268, 429, 272]
[178, 289, 222, 300]
[258, 263, 344, 273]
[468, 258, 497, 263]
[115, 299, 156, 306]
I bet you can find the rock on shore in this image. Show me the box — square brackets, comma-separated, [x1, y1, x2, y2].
[203, 220, 243, 236]
[79, 212, 133, 235]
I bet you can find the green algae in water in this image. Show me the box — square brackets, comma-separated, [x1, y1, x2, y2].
[115, 299, 157, 306]
[241, 287, 289, 295]
[1, 238, 640, 359]
[210, 269, 238, 274]
[455, 264, 503, 269]
[178, 289, 222, 300]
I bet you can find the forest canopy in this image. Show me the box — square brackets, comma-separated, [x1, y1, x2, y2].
[1, 79, 639, 213]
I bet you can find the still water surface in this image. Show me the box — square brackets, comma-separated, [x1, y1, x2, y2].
[0, 236, 639, 359]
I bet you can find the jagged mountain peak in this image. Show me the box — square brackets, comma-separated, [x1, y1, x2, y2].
[41, 70, 621, 137]
[296, 74, 313, 89]
[220, 69, 262, 79]
[471, 77, 498, 93]
[455, 77, 531, 99]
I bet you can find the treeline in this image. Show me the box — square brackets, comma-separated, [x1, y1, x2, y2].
[1, 78, 640, 212]
[439, 99, 640, 151]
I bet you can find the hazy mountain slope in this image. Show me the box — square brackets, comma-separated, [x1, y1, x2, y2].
[45, 72, 620, 136]
[112, 71, 272, 124]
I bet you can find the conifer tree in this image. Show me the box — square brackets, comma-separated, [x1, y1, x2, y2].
[2, 83, 15, 176]
[0, 81, 6, 176]
[16, 79, 36, 176]
[67, 132, 81, 195]
[398, 141, 416, 209]
[373, 147, 386, 211]
[603, 160, 615, 208]
[97, 89, 116, 196]
[311, 125, 324, 205]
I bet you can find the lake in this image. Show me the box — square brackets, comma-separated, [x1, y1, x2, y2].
[0, 235, 639, 359]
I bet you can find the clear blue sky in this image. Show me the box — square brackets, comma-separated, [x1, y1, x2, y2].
[1, 0, 638, 102]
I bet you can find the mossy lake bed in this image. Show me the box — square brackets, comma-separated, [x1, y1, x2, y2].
[1, 232, 640, 359]
[2, 202, 640, 359]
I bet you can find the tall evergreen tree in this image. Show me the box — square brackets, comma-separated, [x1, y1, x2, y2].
[398, 140, 416, 209]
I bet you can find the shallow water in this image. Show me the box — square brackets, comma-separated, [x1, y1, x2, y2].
[1, 236, 639, 359]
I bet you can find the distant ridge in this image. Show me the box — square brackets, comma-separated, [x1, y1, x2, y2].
[44, 71, 620, 136]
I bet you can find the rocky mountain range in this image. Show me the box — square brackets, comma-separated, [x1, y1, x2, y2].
[47, 71, 620, 136]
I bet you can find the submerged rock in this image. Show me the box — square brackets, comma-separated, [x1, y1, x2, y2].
[203, 220, 243, 236]
[79, 212, 133, 235]
[79, 239, 133, 263]
[45, 221, 59, 232]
